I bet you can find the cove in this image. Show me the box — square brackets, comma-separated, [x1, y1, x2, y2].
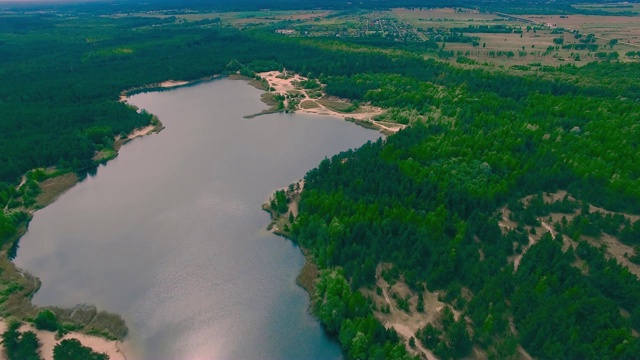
[13, 78, 381, 359]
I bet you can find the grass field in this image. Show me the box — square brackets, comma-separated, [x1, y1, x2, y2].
[130, 10, 333, 27]
[392, 7, 501, 27]
[521, 14, 640, 47]
[316, 98, 355, 112]
[574, 3, 640, 14]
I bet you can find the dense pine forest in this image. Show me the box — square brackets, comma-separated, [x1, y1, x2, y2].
[2, 1, 640, 358]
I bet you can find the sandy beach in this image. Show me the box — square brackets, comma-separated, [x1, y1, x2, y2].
[159, 80, 189, 88]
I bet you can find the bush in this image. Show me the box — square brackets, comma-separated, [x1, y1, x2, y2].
[53, 339, 109, 360]
[34, 309, 58, 332]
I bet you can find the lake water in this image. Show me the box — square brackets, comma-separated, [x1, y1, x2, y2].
[13, 78, 380, 359]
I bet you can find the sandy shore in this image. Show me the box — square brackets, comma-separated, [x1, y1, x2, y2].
[159, 80, 189, 88]
[256, 71, 406, 133]
[127, 125, 155, 139]
[0, 319, 130, 360]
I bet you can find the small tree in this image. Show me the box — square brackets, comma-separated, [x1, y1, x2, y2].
[416, 292, 425, 313]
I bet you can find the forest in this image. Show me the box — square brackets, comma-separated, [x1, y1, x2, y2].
[1, 1, 640, 359]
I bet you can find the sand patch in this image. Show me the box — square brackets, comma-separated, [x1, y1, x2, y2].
[359, 264, 444, 360]
[0, 319, 131, 360]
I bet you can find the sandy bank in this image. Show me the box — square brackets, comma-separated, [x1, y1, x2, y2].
[127, 125, 155, 139]
[0, 319, 131, 360]
[159, 80, 189, 88]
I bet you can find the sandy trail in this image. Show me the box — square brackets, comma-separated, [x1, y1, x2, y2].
[502, 212, 559, 270]
[541, 221, 555, 237]
[512, 234, 537, 270]
[16, 176, 26, 190]
[394, 323, 437, 360]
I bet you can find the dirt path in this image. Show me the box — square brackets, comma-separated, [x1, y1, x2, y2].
[4, 176, 27, 211]
[500, 205, 561, 270]
[541, 221, 555, 237]
[508, 220, 557, 270]
[499, 209, 534, 270]
[16, 175, 26, 190]
[394, 323, 438, 360]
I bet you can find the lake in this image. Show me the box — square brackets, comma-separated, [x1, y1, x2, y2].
[13, 78, 381, 359]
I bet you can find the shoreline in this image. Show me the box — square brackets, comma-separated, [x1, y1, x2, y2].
[253, 70, 404, 305]
[262, 180, 319, 297]
[0, 75, 199, 359]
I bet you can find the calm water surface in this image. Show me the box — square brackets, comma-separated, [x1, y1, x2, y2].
[14, 79, 380, 359]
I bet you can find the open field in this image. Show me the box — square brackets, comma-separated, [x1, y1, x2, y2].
[392, 7, 502, 26]
[574, 3, 640, 14]
[520, 14, 640, 47]
[127, 10, 333, 27]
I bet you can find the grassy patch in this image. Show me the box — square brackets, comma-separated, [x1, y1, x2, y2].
[317, 98, 358, 112]
[248, 78, 269, 90]
[300, 100, 320, 109]
[345, 117, 380, 130]
[49, 305, 128, 340]
[35, 172, 78, 209]
[296, 248, 319, 295]
[0, 255, 39, 319]
[260, 92, 279, 107]
[92, 148, 117, 163]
